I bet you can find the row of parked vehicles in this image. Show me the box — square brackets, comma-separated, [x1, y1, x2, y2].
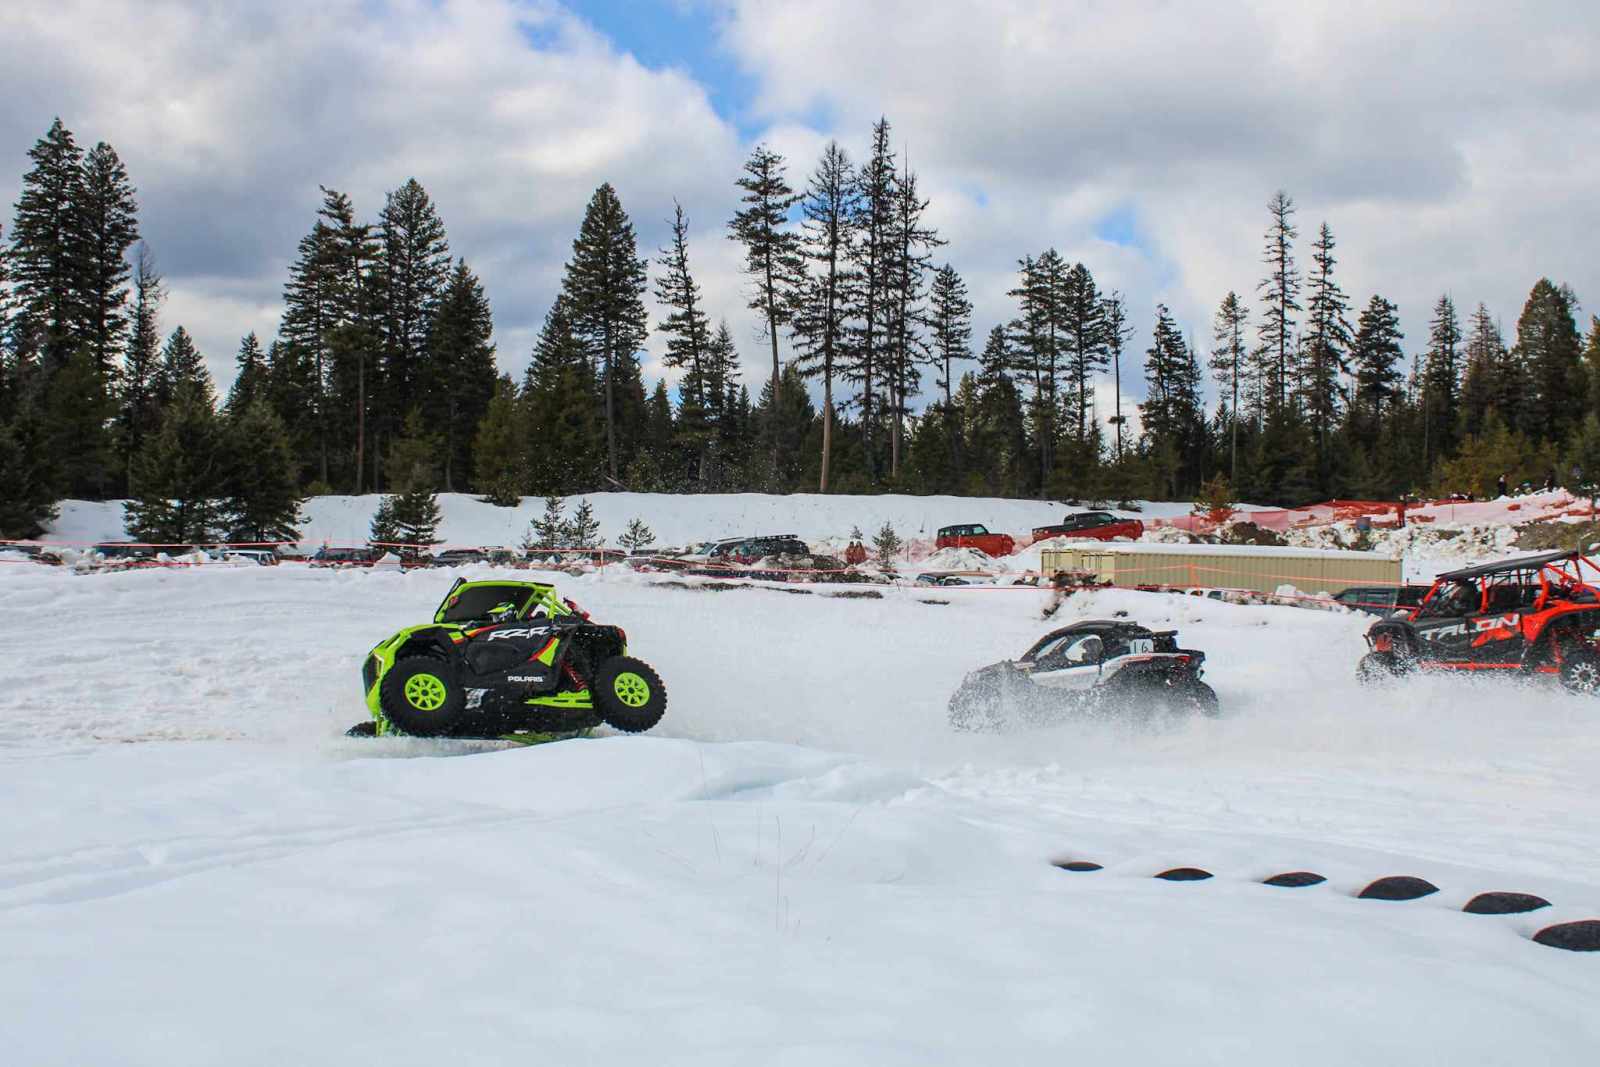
[935, 511, 1146, 557]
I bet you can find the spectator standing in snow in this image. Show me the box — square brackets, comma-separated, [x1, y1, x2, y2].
[1496, 473, 1508, 498]
[844, 539, 867, 567]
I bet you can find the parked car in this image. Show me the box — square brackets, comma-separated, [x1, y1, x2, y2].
[90, 541, 157, 564]
[310, 546, 376, 568]
[935, 524, 1016, 557]
[432, 548, 489, 567]
[1331, 585, 1429, 616]
[221, 548, 280, 566]
[1031, 511, 1145, 542]
[706, 535, 811, 565]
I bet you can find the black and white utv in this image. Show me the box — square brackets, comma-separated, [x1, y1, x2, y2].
[948, 619, 1219, 730]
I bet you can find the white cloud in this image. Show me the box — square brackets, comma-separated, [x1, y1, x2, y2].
[718, 0, 1600, 390]
[3, 0, 1597, 421]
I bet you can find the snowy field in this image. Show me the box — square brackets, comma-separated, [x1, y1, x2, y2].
[3, 563, 1599, 1064]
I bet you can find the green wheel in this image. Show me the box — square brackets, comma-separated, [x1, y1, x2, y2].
[593, 656, 667, 733]
[380, 656, 465, 736]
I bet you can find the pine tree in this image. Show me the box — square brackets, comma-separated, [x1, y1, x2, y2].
[928, 264, 972, 410]
[124, 379, 226, 545]
[523, 495, 567, 552]
[46, 349, 116, 499]
[1420, 295, 1462, 470]
[473, 374, 523, 506]
[927, 262, 972, 481]
[1008, 249, 1070, 490]
[384, 408, 440, 495]
[1350, 295, 1405, 433]
[1458, 303, 1504, 439]
[1256, 191, 1300, 413]
[389, 482, 442, 554]
[75, 140, 140, 376]
[882, 169, 941, 478]
[654, 202, 714, 484]
[7, 119, 86, 371]
[522, 298, 603, 494]
[279, 187, 376, 489]
[1299, 223, 1352, 476]
[728, 144, 804, 471]
[791, 140, 857, 492]
[1513, 279, 1584, 444]
[1103, 293, 1133, 461]
[618, 517, 656, 553]
[872, 520, 902, 565]
[566, 499, 601, 549]
[850, 118, 899, 481]
[1209, 291, 1250, 481]
[1061, 262, 1107, 445]
[369, 496, 401, 549]
[0, 372, 59, 538]
[117, 243, 164, 491]
[373, 178, 451, 466]
[155, 325, 212, 411]
[224, 332, 267, 416]
[1140, 305, 1205, 498]
[562, 183, 648, 482]
[748, 363, 815, 490]
[1569, 413, 1600, 508]
[427, 259, 496, 491]
[221, 399, 303, 544]
[1583, 317, 1600, 415]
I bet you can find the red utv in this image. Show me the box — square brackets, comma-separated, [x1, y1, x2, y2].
[935, 524, 1017, 558]
[1031, 511, 1145, 542]
[1359, 549, 1600, 694]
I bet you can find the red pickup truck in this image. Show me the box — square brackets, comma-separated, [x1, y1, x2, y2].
[1031, 511, 1145, 542]
[935, 524, 1017, 558]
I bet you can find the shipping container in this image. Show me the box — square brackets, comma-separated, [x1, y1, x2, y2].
[1038, 542, 1401, 595]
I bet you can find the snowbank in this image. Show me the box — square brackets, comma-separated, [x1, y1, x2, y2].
[41, 492, 1226, 552]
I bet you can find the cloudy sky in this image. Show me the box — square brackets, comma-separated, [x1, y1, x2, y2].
[3, 0, 1597, 422]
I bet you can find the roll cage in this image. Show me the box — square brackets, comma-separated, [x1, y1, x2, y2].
[1412, 550, 1600, 621]
[434, 578, 578, 625]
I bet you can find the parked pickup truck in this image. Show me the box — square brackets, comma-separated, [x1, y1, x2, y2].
[1031, 511, 1145, 542]
[935, 524, 1017, 558]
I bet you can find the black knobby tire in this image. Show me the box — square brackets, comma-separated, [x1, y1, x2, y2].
[1559, 650, 1600, 695]
[1358, 652, 1404, 685]
[592, 656, 667, 733]
[1181, 680, 1221, 717]
[380, 655, 466, 737]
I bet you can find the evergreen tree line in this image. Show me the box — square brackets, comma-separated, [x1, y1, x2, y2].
[5, 115, 1600, 544]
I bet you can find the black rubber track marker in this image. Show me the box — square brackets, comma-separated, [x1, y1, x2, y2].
[1462, 892, 1551, 915]
[1262, 871, 1327, 888]
[1357, 876, 1440, 901]
[1154, 867, 1214, 881]
[1532, 920, 1600, 952]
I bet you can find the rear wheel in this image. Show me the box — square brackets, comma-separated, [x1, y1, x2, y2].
[1559, 651, 1600, 695]
[592, 656, 667, 733]
[1177, 680, 1221, 717]
[380, 656, 465, 736]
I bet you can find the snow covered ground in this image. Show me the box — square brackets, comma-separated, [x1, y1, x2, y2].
[3, 562, 1598, 1064]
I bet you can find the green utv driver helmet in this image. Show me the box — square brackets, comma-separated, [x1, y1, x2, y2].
[489, 601, 518, 622]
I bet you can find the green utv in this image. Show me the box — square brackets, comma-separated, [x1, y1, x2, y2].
[347, 579, 667, 740]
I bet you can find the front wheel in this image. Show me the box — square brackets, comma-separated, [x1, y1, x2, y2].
[1358, 652, 1405, 685]
[1559, 651, 1600, 695]
[592, 656, 667, 733]
[380, 656, 465, 736]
